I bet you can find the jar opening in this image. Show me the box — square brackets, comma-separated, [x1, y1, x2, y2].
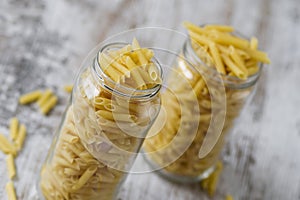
[184, 36, 262, 89]
[92, 42, 163, 99]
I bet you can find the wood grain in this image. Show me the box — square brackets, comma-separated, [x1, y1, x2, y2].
[0, 0, 300, 199]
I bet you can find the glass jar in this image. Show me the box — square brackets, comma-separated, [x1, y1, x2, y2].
[38, 43, 162, 199]
[144, 37, 262, 182]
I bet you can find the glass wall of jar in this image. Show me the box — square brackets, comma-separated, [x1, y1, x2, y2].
[144, 33, 263, 183]
[38, 41, 163, 200]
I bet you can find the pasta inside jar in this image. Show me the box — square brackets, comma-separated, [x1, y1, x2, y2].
[144, 23, 270, 182]
[39, 39, 162, 200]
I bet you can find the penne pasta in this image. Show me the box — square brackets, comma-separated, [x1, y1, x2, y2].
[71, 166, 98, 191]
[15, 124, 26, 150]
[40, 95, 58, 115]
[208, 43, 226, 74]
[245, 48, 271, 64]
[229, 46, 248, 75]
[5, 181, 17, 200]
[221, 54, 247, 80]
[37, 89, 53, 107]
[63, 85, 73, 93]
[250, 37, 258, 50]
[132, 38, 148, 66]
[0, 133, 17, 156]
[6, 154, 16, 179]
[9, 118, 19, 141]
[40, 38, 162, 200]
[204, 24, 234, 32]
[144, 23, 270, 186]
[19, 90, 42, 105]
[211, 31, 250, 49]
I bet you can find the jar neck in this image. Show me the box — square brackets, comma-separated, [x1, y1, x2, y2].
[91, 42, 162, 100]
[182, 39, 262, 89]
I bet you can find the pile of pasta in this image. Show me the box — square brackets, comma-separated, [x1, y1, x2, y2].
[144, 23, 270, 179]
[19, 89, 58, 115]
[0, 117, 27, 200]
[40, 39, 161, 200]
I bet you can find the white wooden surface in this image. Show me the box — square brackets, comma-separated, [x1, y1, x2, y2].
[0, 0, 300, 199]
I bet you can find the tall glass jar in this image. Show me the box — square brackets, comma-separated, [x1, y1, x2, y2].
[144, 37, 262, 182]
[38, 43, 162, 199]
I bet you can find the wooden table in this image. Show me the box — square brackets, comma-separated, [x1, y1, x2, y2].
[1, 0, 299, 199]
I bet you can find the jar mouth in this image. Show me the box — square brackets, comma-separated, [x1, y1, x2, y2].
[92, 42, 163, 99]
[184, 33, 263, 89]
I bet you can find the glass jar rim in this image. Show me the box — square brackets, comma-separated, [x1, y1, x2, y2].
[92, 42, 163, 99]
[183, 33, 262, 89]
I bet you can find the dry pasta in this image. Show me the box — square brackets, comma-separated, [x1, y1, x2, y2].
[37, 89, 53, 107]
[6, 154, 16, 179]
[0, 133, 17, 156]
[40, 95, 58, 115]
[200, 161, 223, 196]
[40, 39, 162, 200]
[5, 181, 17, 200]
[226, 195, 234, 200]
[9, 118, 19, 141]
[144, 23, 270, 181]
[15, 124, 26, 150]
[64, 85, 73, 93]
[19, 90, 42, 105]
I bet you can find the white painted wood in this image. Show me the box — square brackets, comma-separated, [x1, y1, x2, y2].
[0, 0, 299, 199]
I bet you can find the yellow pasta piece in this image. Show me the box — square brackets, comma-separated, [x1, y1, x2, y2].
[63, 85, 73, 93]
[209, 43, 226, 74]
[71, 166, 98, 191]
[189, 31, 213, 46]
[0, 133, 17, 156]
[15, 124, 26, 150]
[148, 63, 159, 81]
[221, 54, 247, 80]
[125, 57, 146, 88]
[61, 132, 79, 144]
[19, 90, 42, 104]
[247, 65, 260, 76]
[37, 89, 53, 107]
[6, 154, 16, 179]
[229, 46, 248, 75]
[245, 48, 271, 64]
[132, 38, 148, 66]
[183, 21, 207, 35]
[9, 118, 18, 141]
[109, 44, 132, 58]
[226, 195, 234, 200]
[97, 110, 137, 122]
[250, 37, 258, 50]
[40, 95, 58, 115]
[103, 53, 130, 77]
[141, 49, 154, 60]
[200, 161, 223, 196]
[211, 31, 250, 49]
[204, 24, 234, 32]
[98, 53, 122, 82]
[6, 181, 17, 200]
